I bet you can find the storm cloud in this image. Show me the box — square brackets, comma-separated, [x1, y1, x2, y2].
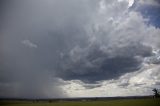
[0, 0, 160, 98]
[58, 43, 152, 83]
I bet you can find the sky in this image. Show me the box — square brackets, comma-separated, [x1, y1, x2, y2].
[0, 0, 160, 98]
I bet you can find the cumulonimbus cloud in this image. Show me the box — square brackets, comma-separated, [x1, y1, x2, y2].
[0, 0, 160, 98]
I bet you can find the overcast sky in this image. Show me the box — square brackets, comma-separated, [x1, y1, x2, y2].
[0, 0, 160, 98]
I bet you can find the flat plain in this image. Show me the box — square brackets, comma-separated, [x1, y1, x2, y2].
[0, 98, 160, 106]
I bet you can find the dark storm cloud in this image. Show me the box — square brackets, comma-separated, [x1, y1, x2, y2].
[0, 0, 160, 98]
[0, 0, 99, 98]
[57, 43, 152, 83]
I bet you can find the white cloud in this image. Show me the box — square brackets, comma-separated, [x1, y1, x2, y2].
[60, 0, 160, 97]
[62, 64, 160, 97]
[118, 0, 134, 7]
[21, 40, 37, 48]
[88, 6, 160, 51]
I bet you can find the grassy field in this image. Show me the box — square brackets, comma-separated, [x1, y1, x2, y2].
[0, 99, 160, 106]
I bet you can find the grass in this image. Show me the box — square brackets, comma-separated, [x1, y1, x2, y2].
[0, 98, 160, 106]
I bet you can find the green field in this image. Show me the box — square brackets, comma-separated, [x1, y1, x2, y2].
[0, 99, 160, 106]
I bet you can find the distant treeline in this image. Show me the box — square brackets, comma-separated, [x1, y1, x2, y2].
[0, 95, 154, 102]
